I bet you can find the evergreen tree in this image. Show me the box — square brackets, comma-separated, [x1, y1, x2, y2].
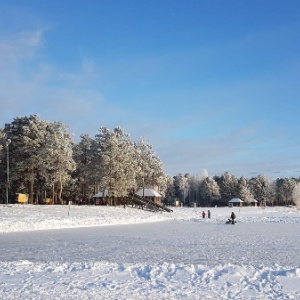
[215, 172, 238, 205]
[0, 129, 6, 202]
[3, 115, 75, 204]
[95, 127, 137, 203]
[4, 115, 49, 203]
[187, 174, 200, 205]
[249, 175, 273, 204]
[238, 176, 253, 203]
[72, 134, 97, 202]
[163, 175, 175, 205]
[135, 138, 166, 194]
[292, 182, 300, 210]
[173, 173, 189, 204]
[199, 176, 220, 207]
[28, 120, 76, 204]
[275, 178, 296, 206]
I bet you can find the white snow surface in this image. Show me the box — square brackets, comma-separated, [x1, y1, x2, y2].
[0, 204, 300, 299]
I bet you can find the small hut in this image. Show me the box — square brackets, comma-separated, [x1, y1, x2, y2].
[135, 188, 162, 204]
[228, 198, 244, 207]
[93, 190, 109, 205]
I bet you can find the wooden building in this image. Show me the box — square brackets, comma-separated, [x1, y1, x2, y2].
[135, 188, 162, 204]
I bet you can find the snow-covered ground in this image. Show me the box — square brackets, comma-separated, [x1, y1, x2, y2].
[0, 204, 300, 299]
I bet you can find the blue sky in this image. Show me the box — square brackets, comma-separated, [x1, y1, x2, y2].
[1, 0, 300, 179]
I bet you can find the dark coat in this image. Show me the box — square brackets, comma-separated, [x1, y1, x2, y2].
[231, 212, 236, 220]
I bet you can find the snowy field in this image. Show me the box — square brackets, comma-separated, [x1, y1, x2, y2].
[0, 204, 300, 299]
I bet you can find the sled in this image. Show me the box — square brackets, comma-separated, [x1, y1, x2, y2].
[226, 219, 237, 224]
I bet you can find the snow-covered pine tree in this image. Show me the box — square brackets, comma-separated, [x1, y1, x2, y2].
[275, 177, 296, 206]
[95, 127, 137, 204]
[0, 129, 6, 201]
[199, 169, 209, 183]
[113, 128, 137, 199]
[0, 129, 4, 152]
[214, 172, 238, 205]
[172, 173, 190, 205]
[173, 174, 184, 204]
[182, 175, 189, 205]
[163, 175, 175, 205]
[135, 138, 167, 195]
[199, 176, 220, 207]
[238, 176, 253, 203]
[37, 121, 76, 204]
[186, 174, 201, 205]
[4, 115, 50, 203]
[72, 134, 97, 203]
[249, 175, 273, 205]
[292, 182, 300, 210]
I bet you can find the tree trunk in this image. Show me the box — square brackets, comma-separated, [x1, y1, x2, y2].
[58, 173, 63, 204]
[29, 180, 34, 204]
[52, 183, 55, 204]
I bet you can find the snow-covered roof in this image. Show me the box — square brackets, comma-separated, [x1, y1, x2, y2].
[249, 198, 258, 202]
[228, 198, 244, 203]
[135, 188, 162, 197]
[93, 190, 109, 198]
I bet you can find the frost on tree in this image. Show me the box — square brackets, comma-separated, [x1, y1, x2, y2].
[95, 127, 137, 204]
[275, 178, 296, 206]
[199, 176, 220, 207]
[3, 115, 75, 204]
[72, 134, 97, 202]
[238, 176, 253, 203]
[173, 174, 189, 204]
[248, 175, 274, 205]
[292, 182, 300, 210]
[214, 172, 238, 205]
[135, 137, 167, 196]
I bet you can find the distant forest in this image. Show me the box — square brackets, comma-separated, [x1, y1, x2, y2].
[1, 115, 299, 207]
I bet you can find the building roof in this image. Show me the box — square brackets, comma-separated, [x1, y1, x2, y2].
[135, 188, 162, 197]
[249, 198, 258, 202]
[228, 198, 244, 203]
[93, 190, 109, 198]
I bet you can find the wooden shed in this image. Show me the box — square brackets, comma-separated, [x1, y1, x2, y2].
[135, 188, 162, 204]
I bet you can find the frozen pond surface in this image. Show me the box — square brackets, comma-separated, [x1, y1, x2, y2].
[1, 221, 299, 266]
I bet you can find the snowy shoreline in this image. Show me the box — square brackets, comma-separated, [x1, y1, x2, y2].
[1, 204, 300, 233]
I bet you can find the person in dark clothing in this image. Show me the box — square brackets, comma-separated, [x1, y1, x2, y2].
[208, 210, 211, 219]
[230, 212, 236, 224]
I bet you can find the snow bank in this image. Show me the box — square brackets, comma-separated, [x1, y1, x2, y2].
[0, 261, 299, 299]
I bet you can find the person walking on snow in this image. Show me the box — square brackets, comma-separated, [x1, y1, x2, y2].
[230, 212, 236, 224]
[208, 210, 211, 219]
[202, 211, 206, 218]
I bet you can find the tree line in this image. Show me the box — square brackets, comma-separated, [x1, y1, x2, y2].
[1, 114, 299, 207]
[164, 171, 300, 207]
[0, 115, 166, 204]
